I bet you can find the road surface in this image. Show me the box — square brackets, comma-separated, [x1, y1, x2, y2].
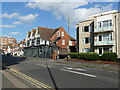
[1, 56, 119, 89]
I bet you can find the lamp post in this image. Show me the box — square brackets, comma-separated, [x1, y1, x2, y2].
[67, 16, 70, 53]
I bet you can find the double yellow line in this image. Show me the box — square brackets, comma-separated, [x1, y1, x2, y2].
[8, 68, 54, 89]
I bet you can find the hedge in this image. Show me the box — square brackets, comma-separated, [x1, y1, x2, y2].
[101, 52, 117, 61]
[68, 52, 99, 61]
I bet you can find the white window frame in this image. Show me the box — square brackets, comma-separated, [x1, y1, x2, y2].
[82, 37, 90, 44]
[69, 41, 72, 46]
[57, 31, 60, 37]
[98, 35, 103, 41]
[62, 40, 65, 45]
[61, 32, 64, 36]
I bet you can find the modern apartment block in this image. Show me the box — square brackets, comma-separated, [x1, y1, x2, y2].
[76, 19, 94, 52]
[76, 10, 120, 58]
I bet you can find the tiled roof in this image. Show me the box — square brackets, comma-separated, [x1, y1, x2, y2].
[70, 36, 76, 41]
[50, 27, 62, 37]
[38, 27, 56, 40]
[32, 26, 75, 41]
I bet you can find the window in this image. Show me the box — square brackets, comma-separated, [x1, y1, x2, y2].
[61, 32, 64, 36]
[36, 37, 40, 45]
[99, 20, 112, 27]
[85, 38, 89, 44]
[27, 40, 30, 47]
[82, 37, 90, 44]
[108, 33, 112, 41]
[99, 48, 102, 54]
[62, 40, 65, 45]
[32, 32, 35, 37]
[109, 20, 112, 26]
[98, 22, 102, 28]
[99, 36, 102, 41]
[37, 30, 40, 35]
[83, 26, 89, 32]
[69, 41, 72, 46]
[57, 31, 60, 37]
[103, 20, 108, 27]
[28, 34, 31, 38]
[32, 39, 34, 45]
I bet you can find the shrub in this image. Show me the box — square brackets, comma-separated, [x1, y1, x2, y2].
[68, 52, 80, 59]
[68, 52, 99, 61]
[101, 52, 117, 61]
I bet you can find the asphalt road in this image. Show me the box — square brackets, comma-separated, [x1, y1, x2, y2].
[2, 56, 119, 89]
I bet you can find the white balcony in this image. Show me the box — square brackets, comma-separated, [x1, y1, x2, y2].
[94, 26, 113, 33]
[94, 40, 114, 46]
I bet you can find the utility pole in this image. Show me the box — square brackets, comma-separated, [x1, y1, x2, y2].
[67, 16, 70, 53]
[68, 17, 70, 36]
[115, 15, 117, 54]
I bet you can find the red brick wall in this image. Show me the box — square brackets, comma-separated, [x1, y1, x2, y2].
[50, 27, 76, 50]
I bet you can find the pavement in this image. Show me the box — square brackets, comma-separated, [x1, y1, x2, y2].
[1, 56, 119, 89]
[2, 73, 17, 88]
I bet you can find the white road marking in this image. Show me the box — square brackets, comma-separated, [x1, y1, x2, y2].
[63, 67, 87, 71]
[61, 69, 96, 78]
[108, 71, 118, 73]
[36, 64, 50, 68]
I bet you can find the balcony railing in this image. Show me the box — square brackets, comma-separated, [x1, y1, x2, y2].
[94, 26, 113, 32]
[94, 40, 113, 46]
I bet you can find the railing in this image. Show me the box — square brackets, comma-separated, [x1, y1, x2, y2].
[94, 40, 113, 45]
[94, 26, 113, 32]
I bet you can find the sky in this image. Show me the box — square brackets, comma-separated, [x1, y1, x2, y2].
[0, 1, 119, 42]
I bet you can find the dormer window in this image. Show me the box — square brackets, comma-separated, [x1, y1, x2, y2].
[57, 31, 60, 37]
[32, 32, 35, 37]
[28, 33, 31, 38]
[37, 30, 40, 35]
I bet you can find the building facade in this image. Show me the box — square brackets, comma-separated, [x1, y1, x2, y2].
[50, 27, 76, 52]
[25, 27, 56, 58]
[76, 10, 120, 58]
[25, 26, 76, 58]
[0, 37, 18, 54]
[76, 19, 94, 53]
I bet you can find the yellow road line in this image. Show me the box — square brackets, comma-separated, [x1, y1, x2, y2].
[10, 68, 50, 87]
[8, 68, 54, 89]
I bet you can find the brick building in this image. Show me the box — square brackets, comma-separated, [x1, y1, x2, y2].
[50, 27, 76, 52]
[0, 37, 18, 54]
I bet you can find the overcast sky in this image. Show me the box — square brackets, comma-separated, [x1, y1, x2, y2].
[1, 1, 119, 42]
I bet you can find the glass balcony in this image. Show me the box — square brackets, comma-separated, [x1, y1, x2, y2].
[94, 40, 113, 46]
[94, 26, 113, 32]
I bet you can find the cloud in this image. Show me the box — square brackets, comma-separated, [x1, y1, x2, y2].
[12, 14, 39, 25]
[26, 2, 113, 25]
[2, 13, 19, 19]
[0, 25, 16, 28]
[2, 12, 39, 25]
[18, 14, 39, 23]
[9, 32, 20, 35]
[13, 21, 22, 25]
